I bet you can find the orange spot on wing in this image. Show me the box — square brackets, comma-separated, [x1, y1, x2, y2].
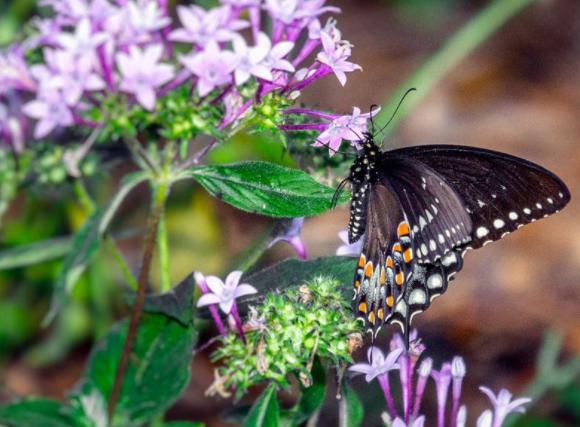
[377, 308, 384, 320]
[392, 242, 402, 252]
[354, 280, 360, 289]
[380, 268, 385, 284]
[403, 248, 413, 263]
[386, 296, 394, 307]
[397, 222, 410, 237]
[368, 311, 376, 324]
[395, 271, 404, 286]
[364, 262, 373, 278]
[386, 256, 394, 268]
[358, 255, 365, 268]
[358, 302, 367, 313]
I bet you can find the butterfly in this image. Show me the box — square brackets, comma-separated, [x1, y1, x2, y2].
[342, 134, 570, 346]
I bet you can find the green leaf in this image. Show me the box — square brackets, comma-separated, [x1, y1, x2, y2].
[281, 357, 327, 426]
[243, 383, 280, 427]
[0, 236, 72, 270]
[43, 208, 105, 326]
[99, 171, 149, 234]
[180, 161, 348, 217]
[0, 399, 82, 427]
[74, 313, 196, 427]
[141, 273, 196, 326]
[339, 383, 363, 427]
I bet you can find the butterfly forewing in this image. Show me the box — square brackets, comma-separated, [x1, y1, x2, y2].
[391, 145, 570, 248]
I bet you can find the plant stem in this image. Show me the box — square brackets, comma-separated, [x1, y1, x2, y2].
[73, 179, 96, 213]
[375, 0, 538, 137]
[157, 209, 170, 292]
[106, 238, 138, 291]
[107, 185, 167, 421]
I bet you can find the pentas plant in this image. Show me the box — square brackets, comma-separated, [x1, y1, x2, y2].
[348, 331, 531, 427]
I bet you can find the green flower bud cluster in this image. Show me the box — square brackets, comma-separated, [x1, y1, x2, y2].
[211, 276, 362, 399]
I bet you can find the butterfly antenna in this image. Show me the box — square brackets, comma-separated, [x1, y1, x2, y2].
[314, 139, 354, 157]
[331, 177, 350, 209]
[375, 87, 417, 138]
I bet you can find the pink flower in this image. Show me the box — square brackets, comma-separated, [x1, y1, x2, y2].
[170, 5, 248, 45]
[116, 44, 175, 111]
[269, 218, 308, 260]
[196, 270, 257, 315]
[313, 106, 376, 154]
[479, 387, 531, 427]
[316, 30, 361, 86]
[349, 346, 403, 382]
[232, 32, 273, 85]
[23, 91, 74, 139]
[180, 41, 236, 97]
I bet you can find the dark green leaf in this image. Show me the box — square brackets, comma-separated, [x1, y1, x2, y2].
[74, 313, 196, 427]
[282, 357, 327, 426]
[43, 208, 105, 326]
[339, 383, 363, 427]
[243, 383, 280, 427]
[0, 399, 81, 427]
[142, 274, 196, 326]
[99, 172, 149, 234]
[0, 236, 72, 270]
[181, 161, 348, 217]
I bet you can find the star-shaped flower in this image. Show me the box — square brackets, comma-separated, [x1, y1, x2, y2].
[180, 41, 237, 97]
[479, 387, 531, 427]
[170, 5, 248, 45]
[116, 44, 175, 111]
[316, 30, 361, 86]
[349, 346, 403, 383]
[392, 416, 425, 427]
[313, 106, 377, 155]
[56, 19, 108, 61]
[269, 218, 307, 260]
[196, 270, 257, 315]
[232, 32, 273, 85]
[23, 90, 74, 138]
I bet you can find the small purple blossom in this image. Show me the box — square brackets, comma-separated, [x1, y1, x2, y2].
[316, 29, 361, 86]
[269, 217, 308, 260]
[23, 91, 74, 138]
[180, 41, 237, 97]
[196, 270, 257, 315]
[336, 229, 363, 256]
[0, 48, 36, 93]
[108, 0, 171, 45]
[117, 44, 174, 110]
[349, 346, 403, 382]
[312, 106, 377, 154]
[431, 363, 452, 427]
[56, 19, 108, 60]
[194, 272, 226, 336]
[170, 5, 248, 45]
[479, 387, 531, 427]
[232, 33, 273, 85]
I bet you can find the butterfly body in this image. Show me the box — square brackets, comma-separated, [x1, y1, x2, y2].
[345, 133, 570, 340]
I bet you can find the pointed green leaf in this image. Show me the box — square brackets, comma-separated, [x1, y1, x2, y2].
[243, 383, 280, 427]
[43, 208, 105, 326]
[0, 236, 72, 270]
[141, 273, 196, 326]
[0, 399, 82, 427]
[74, 313, 196, 427]
[180, 161, 349, 217]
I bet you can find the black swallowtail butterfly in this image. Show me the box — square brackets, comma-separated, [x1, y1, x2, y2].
[343, 134, 570, 344]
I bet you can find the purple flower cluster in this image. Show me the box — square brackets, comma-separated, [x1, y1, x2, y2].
[1, 0, 363, 157]
[348, 331, 531, 427]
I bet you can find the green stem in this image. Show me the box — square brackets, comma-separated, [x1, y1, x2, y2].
[106, 238, 139, 291]
[107, 184, 167, 421]
[156, 186, 170, 292]
[375, 0, 538, 137]
[73, 179, 96, 213]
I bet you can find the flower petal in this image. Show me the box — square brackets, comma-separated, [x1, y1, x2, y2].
[205, 276, 225, 295]
[234, 284, 258, 298]
[196, 293, 220, 307]
[225, 270, 243, 289]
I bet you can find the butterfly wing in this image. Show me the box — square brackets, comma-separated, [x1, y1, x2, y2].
[390, 145, 570, 248]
